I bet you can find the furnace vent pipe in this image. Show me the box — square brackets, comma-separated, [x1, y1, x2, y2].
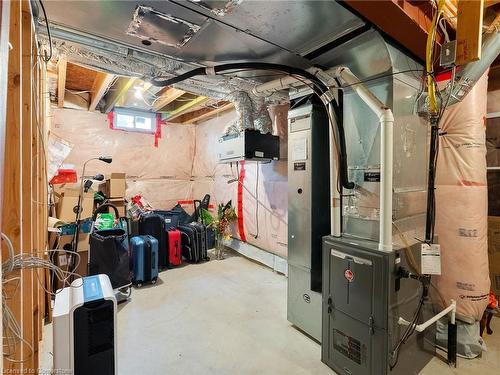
[335, 67, 394, 252]
[252, 67, 337, 97]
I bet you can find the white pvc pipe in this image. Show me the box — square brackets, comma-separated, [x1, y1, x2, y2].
[252, 76, 302, 96]
[398, 299, 456, 332]
[253, 67, 339, 97]
[335, 67, 394, 252]
[254, 66, 395, 250]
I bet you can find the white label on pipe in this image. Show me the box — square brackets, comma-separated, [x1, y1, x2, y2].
[421, 243, 441, 275]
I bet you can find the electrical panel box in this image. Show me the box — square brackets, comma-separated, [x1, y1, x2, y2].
[217, 129, 279, 163]
[322, 236, 435, 375]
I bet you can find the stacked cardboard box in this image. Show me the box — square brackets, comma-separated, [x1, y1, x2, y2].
[98, 173, 127, 218]
[55, 186, 94, 222]
[487, 117, 500, 313]
[49, 221, 91, 290]
[489, 217, 500, 308]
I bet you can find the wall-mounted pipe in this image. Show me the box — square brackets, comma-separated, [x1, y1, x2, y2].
[335, 67, 394, 252]
[252, 66, 338, 97]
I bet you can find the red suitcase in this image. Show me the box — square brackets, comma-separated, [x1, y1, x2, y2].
[168, 229, 182, 266]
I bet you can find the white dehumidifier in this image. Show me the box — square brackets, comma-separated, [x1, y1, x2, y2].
[53, 274, 117, 375]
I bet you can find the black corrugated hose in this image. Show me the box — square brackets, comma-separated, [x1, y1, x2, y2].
[151, 62, 355, 190]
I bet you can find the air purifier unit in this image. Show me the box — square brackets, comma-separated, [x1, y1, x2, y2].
[53, 274, 117, 375]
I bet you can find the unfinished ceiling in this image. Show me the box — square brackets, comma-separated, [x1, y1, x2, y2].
[41, 0, 363, 68]
[39, 0, 500, 119]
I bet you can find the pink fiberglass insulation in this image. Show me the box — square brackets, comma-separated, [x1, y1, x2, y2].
[434, 73, 490, 322]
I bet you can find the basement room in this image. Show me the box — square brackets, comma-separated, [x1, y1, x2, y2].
[0, 1, 500, 374]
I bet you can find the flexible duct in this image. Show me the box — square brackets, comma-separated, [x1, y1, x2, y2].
[448, 31, 500, 106]
[223, 91, 254, 134]
[251, 96, 273, 134]
[223, 91, 272, 135]
[434, 73, 490, 322]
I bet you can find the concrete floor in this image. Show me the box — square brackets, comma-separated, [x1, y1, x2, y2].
[40, 250, 500, 374]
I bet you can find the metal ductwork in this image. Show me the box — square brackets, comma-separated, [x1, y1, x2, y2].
[448, 30, 500, 105]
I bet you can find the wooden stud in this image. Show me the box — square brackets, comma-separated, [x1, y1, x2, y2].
[102, 76, 136, 113]
[152, 87, 185, 112]
[30, 21, 41, 369]
[456, 0, 484, 65]
[21, 2, 34, 369]
[57, 57, 67, 108]
[89, 72, 115, 111]
[164, 96, 209, 121]
[2, 0, 23, 370]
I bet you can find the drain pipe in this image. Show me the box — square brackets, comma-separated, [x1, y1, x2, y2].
[335, 67, 394, 252]
[253, 66, 395, 250]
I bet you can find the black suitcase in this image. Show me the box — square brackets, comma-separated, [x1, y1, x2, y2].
[178, 225, 199, 263]
[139, 213, 169, 269]
[189, 222, 209, 261]
[153, 210, 180, 229]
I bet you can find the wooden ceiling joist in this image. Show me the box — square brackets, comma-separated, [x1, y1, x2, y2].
[177, 102, 234, 124]
[164, 96, 209, 122]
[486, 0, 500, 7]
[343, 0, 441, 62]
[102, 76, 136, 113]
[152, 87, 185, 112]
[57, 57, 67, 108]
[89, 72, 115, 111]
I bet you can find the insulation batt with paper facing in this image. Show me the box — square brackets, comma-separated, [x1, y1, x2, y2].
[50, 105, 289, 259]
[433, 73, 490, 322]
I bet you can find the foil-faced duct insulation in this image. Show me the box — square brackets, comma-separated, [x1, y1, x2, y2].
[40, 35, 274, 104]
[223, 91, 272, 135]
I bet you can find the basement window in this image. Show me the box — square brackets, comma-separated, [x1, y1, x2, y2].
[113, 108, 156, 133]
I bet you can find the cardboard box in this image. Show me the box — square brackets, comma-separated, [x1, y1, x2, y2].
[56, 187, 94, 222]
[53, 250, 88, 290]
[50, 232, 91, 253]
[99, 173, 126, 198]
[489, 216, 500, 255]
[488, 217, 500, 300]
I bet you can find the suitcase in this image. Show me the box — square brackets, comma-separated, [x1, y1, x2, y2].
[154, 210, 180, 229]
[139, 213, 168, 270]
[178, 225, 199, 263]
[189, 222, 209, 261]
[167, 229, 182, 266]
[130, 235, 159, 287]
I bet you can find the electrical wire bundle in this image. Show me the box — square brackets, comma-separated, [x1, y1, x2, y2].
[389, 1, 458, 369]
[1, 232, 82, 363]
